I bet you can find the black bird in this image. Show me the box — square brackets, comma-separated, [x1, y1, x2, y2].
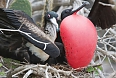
[0, 8, 61, 64]
[56, 0, 116, 43]
[44, 11, 67, 64]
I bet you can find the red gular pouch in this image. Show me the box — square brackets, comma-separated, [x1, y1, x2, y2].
[60, 2, 97, 69]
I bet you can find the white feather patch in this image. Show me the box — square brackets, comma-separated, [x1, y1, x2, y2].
[26, 42, 49, 61]
[45, 23, 57, 42]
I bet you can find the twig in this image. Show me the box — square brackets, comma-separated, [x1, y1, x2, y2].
[6, 0, 10, 8]
[11, 62, 23, 66]
[45, 66, 49, 78]
[91, 60, 105, 78]
[23, 69, 33, 78]
[108, 71, 116, 78]
[97, 46, 116, 62]
[12, 65, 38, 77]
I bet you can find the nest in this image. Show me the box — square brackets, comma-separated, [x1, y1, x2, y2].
[0, 61, 96, 78]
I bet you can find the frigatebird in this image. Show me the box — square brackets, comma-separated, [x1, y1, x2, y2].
[0, 8, 61, 64]
[56, 0, 116, 43]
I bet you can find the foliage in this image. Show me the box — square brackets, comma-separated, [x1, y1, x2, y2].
[0, 63, 2, 67]
[86, 65, 102, 75]
[9, 0, 32, 16]
[3, 58, 20, 69]
[0, 71, 5, 76]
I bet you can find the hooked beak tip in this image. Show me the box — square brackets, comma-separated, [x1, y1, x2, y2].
[70, 2, 90, 15]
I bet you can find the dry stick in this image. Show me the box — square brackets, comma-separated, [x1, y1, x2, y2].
[107, 51, 116, 57]
[23, 69, 34, 78]
[103, 41, 116, 50]
[31, 0, 73, 11]
[40, 0, 46, 28]
[31, 66, 46, 77]
[91, 60, 105, 78]
[108, 71, 116, 78]
[87, 64, 102, 68]
[109, 28, 116, 38]
[11, 62, 24, 66]
[12, 64, 72, 77]
[45, 66, 49, 78]
[96, 44, 116, 72]
[47, 0, 53, 11]
[40, 0, 53, 28]
[6, 0, 9, 8]
[53, 67, 60, 78]
[97, 46, 116, 62]
[70, 73, 78, 78]
[2, 65, 9, 71]
[107, 57, 115, 72]
[12, 65, 38, 77]
[95, 51, 102, 63]
[37, 64, 72, 75]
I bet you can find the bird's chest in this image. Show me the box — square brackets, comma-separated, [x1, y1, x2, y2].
[45, 23, 56, 42]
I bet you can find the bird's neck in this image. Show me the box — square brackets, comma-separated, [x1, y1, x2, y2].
[44, 22, 57, 42]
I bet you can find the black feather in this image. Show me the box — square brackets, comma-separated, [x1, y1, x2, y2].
[0, 8, 60, 58]
[88, 0, 116, 29]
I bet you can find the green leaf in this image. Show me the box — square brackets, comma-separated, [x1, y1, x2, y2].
[86, 65, 103, 74]
[9, 0, 32, 17]
[94, 66, 103, 75]
[0, 63, 2, 67]
[3, 58, 20, 69]
[86, 66, 94, 73]
[97, 66, 102, 70]
[0, 72, 5, 76]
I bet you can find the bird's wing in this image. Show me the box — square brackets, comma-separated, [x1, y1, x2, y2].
[0, 8, 60, 58]
[88, 0, 116, 29]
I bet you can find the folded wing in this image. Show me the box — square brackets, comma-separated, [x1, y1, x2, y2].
[0, 8, 60, 58]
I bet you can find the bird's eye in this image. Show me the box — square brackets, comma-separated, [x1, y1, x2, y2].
[47, 14, 50, 18]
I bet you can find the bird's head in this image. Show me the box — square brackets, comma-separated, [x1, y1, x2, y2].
[45, 11, 59, 31]
[61, 9, 72, 21]
[61, 2, 89, 20]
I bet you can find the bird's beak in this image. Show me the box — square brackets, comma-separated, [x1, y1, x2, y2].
[50, 17, 59, 32]
[70, 2, 90, 15]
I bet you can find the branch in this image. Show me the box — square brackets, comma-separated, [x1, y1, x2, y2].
[23, 69, 33, 78]
[97, 46, 116, 62]
[91, 60, 105, 78]
[11, 64, 72, 77]
[108, 71, 116, 78]
[31, 0, 74, 11]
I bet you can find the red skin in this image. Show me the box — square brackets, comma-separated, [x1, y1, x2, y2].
[60, 13, 97, 69]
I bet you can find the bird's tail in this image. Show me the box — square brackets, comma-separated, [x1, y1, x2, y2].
[88, 0, 116, 29]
